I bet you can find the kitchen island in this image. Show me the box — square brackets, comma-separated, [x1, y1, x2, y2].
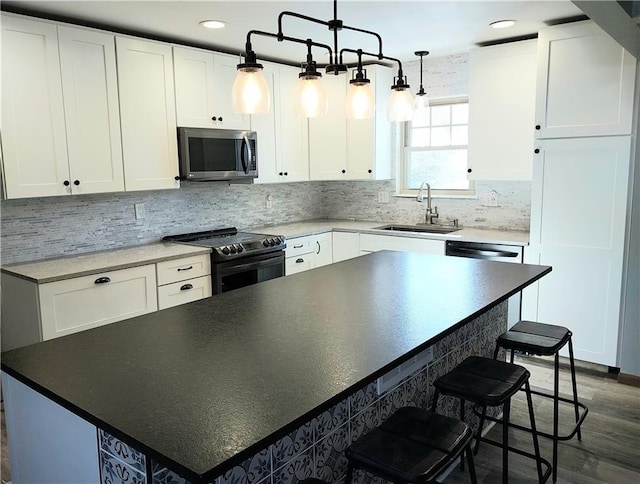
[1, 251, 550, 483]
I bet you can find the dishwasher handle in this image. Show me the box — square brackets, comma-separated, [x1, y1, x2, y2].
[451, 246, 520, 259]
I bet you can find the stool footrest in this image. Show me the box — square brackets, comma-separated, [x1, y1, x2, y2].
[476, 435, 552, 484]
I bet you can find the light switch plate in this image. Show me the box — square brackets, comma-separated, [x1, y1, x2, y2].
[377, 191, 390, 203]
[134, 203, 145, 220]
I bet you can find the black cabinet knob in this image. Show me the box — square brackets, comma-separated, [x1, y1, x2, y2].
[174, 175, 180, 181]
[94, 277, 111, 284]
[534, 148, 540, 154]
[180, 284, 193, 291]
[368, 169, 372, 174]
[284, 172, 288, 176]
[279, 172, 283, 176]
[212, 116, 217, 121]
[535, 124, 541, 130]
[73, 180, 80, 186]
[467, 168, 472, 173]
[219, 117, 223, 122]
[63, 180, 70, 186]
[341, 169, 346, 174]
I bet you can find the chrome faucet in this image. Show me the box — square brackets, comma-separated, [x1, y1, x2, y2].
[416, 180, 439, 225]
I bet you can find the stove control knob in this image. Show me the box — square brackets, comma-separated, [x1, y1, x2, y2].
[221, 246, 230, 255]
[270, 238, 277, 246]
[263, 240, 269, 247]
[237, 245, 244, 253]
[229, 245, 237, 254]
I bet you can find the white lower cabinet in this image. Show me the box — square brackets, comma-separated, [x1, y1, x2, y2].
[359, 234, 445, 255]
[285, 233, 334, 275]
[332, 232, 360, 262]
[38, 265, 157, 341]
[156, 254, 212, 310]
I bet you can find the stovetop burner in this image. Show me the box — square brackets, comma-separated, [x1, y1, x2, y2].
[163, 227, 286, 261]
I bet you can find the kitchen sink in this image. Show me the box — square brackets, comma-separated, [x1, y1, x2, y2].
[374, 224, 462, 234]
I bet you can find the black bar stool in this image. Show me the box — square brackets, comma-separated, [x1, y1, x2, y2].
[492, 320, 588, 482]
[432, 356, 551, 484]
[344, 406, 478, 483]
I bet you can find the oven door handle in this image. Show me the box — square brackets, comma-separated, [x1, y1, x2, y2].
[228, 255, 282, 272]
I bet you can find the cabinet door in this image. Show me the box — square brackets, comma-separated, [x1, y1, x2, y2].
[212, 53, 251, 130]
[333, 232, 360, 262]
[286, 254, 314, 275]
[360, 234, 445, 255]
[309, 74, 348, 180]
[1, 15, 69, 198]
[468, 40, 537, 180]
[279, 65, 310, 182]
[524, 136, 631, 366]
[38, 265, 158, 340]
[116, 37, 179, 191]
[346, 65, 393, 180]
[313, 232, 333, 267]
[158, 275, 212, 310]
[58, 26, 124, 194]
[173, 46, 216, 128]
[535, 21, 636, 138]
[252, 63, 281, 184]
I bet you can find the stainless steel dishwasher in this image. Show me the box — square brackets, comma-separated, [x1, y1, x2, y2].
[445, 240, 524, 327]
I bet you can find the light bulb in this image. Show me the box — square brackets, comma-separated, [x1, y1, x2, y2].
[232, 69, 270, 114]
[346, 82, 374, 119]
[387, 88, 414, 122]
[295, 76, 328, 118]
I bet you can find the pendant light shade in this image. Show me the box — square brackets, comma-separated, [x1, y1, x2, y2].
[295, 75, 328, 118]
[346, 82, 375, 119]
[232, 67, 270, 114]
[387, 88, 414, 122]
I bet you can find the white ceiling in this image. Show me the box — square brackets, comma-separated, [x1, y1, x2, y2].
[2, 0, 585, 64]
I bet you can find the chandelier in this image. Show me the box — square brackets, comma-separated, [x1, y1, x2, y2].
[231, 0, 416, 122]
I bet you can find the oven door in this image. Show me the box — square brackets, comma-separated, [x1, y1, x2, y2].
[211, 251, 284, 294]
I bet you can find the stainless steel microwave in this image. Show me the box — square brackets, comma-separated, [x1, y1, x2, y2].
[178, 127, 257, 181]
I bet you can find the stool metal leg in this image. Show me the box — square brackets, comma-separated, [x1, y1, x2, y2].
[431, 390, 440, 412]
[460, 399, 466, 471]
[568, 336, 582, 441]
[525, 379, 545, 484]
[474, 405, 487, 455]
[466, 446, 479, 484]
[345, 462, 354, 484]
[502, 400, 510, 484]
[553, 352, 560, 482]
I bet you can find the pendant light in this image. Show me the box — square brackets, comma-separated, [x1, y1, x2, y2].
[345, 50, 374, 119]
[231, 50, 270, 114]
[413, 50, 430, 121]
[295, 42, 328, 118]
[387, 68, 413, 122]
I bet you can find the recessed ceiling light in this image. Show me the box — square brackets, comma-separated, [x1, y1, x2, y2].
[490, 19, 517, 29]
[200, 20, 226, 30]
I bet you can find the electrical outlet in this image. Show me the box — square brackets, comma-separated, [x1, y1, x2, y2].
[377, 190, 390, 203]
[134, 203, 145, 220]
[265, 194, 273, 209]
[488, 190, 499, 207]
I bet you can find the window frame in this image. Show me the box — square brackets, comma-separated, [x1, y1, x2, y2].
[396, 96, 476, 199]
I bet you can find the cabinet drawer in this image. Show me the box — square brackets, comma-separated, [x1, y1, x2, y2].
[156, 254, 210, 285]
[38, 264, 157, 341]
[158, 275, 212, 310]
[285, 236, 314, 258]
[286, 255, 313, 275]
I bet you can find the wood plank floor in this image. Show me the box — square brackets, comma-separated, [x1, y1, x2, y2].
[1, 355, 639, 483]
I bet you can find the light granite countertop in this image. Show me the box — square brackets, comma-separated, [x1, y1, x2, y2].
[1, 243, 212, 284]
[248, 219, 530, 246]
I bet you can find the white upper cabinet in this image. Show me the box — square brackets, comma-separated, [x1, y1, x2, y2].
[309, 65, 393, 181]
[468, 40, 537, 180]
[309, 74, 348, 180]
[254, 64, 309, 184]
[535, 20, 636, 139]
[2, 16, 123, 198]
[116, 36, 180, 191]
[57, 26, 124, 194]
[173, 47, 250, 130]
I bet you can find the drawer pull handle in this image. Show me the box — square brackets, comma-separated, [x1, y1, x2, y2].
[296, 258, 304, 263]
[293, 244, 304, 249]
[94, 277, 111, 284]
[177, 266, 193, 271]
[180, 283, 194, 291]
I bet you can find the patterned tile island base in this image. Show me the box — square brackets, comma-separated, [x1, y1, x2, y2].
[98, 302, 508, 484]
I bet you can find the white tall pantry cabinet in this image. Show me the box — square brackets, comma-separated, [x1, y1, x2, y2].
[523, 20, 636, 366]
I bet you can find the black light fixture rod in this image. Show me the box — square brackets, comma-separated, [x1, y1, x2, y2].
[340, 47, 404, 71]
[246, 29, 333, 58]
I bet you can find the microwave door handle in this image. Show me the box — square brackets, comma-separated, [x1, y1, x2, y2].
[241, 135, 251, 174]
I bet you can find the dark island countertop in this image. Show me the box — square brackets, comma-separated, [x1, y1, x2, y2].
[1, 251, 551, 482]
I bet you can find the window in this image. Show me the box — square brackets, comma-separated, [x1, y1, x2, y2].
[399, 98, 474, 197]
